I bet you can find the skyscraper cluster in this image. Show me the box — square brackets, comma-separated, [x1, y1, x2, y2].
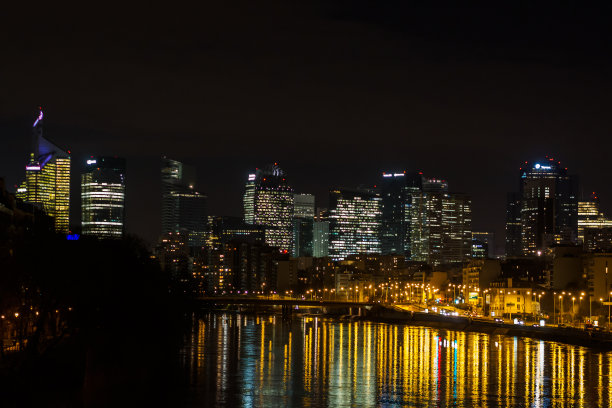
[11, 108, 612, 299]
[240, 166, 472, 265]
[15, 108, 127, 239]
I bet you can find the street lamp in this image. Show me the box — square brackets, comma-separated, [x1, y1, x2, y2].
[553, 292, 556, 325]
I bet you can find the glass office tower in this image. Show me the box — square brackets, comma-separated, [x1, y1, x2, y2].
[329, 188, 382, 260]
[81, 156, 126, 238]
[243, 163, 294, 253]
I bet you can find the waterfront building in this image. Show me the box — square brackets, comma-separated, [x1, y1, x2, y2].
[329, 188, 382, 260]
[277, 259, 298, 292]
[551, 246, 583, 290]
[410, 187, 472, 265]
[506, 158, 578, 257]
[380, 171, 422, 257]
[243, 163, 294, 253]
[488, 278, 543, 318]
[16, 108, 71, 233]
[583, 253, 612, 305]
[462, 259, 502, 307]
[161, 156, 207, 247]
[81, 156, 126, 238]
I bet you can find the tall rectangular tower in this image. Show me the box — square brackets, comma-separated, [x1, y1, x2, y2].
[161, 156, 207, 247]
[517, 158, 578, 255]
[243, 163, 294, 253]
[380, 171, 422, 256]
[81, 156, 126, 238]
[410, 188, 471, 265]
[329, 188, 382, 260]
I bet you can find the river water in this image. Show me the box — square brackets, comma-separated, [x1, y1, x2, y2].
[177, 313, 612, 407]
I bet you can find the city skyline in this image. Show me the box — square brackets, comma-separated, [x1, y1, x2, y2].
[6, 119, 612, 256]
[4, 4, 612, 406]
[3, 3, 612, 249]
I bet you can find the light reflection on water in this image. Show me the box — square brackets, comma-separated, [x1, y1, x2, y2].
[179, 313, 612, 407]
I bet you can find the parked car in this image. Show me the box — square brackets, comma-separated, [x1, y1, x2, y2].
[494, 318, 504, 324]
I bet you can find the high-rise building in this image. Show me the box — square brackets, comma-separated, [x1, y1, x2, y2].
[243, 163, 294, 253]
[507, 158, 579, 256]
[329, 188, 382, 260]
[292, 193, 315, 257]
[81, 156, 126, 238]
[294, 194, 315, 218]
[380, 171, 422, 256]
[161, 156, 207, 247]
[472, 231, 495, 258]
[313, 220, 330, 258]
[312, 209, 330, 258]
[505, 192, 522, 257]
[293, 217, 314, 257]
[410, 187, 472, 265]
[16, 108, 70, 233]
[578, 192, 612, 243]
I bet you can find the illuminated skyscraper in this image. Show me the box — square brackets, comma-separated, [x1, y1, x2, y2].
[410, 187, 472, 265]
[578, 192, 612, 242]
[16, 108, 71, 233]
[506, 158, 578, 256]
[81, 156, 126, 238]
[380, 171, 422, 256]
[161, 156, 207, 247]
[243, 164, 294, 253]
[329, 188, 382, 260]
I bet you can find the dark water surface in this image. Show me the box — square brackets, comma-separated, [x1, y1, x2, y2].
[178, 313, 612, 407]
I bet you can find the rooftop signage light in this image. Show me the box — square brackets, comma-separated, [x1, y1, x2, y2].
[32, 109, 43, 127]
[534, 163, 552, 170]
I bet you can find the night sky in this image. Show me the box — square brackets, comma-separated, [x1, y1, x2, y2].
[2, 2, 612, 251]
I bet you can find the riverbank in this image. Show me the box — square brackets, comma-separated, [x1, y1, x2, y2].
[361, 305, 612, 350]
[198, 302, 612, 350]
